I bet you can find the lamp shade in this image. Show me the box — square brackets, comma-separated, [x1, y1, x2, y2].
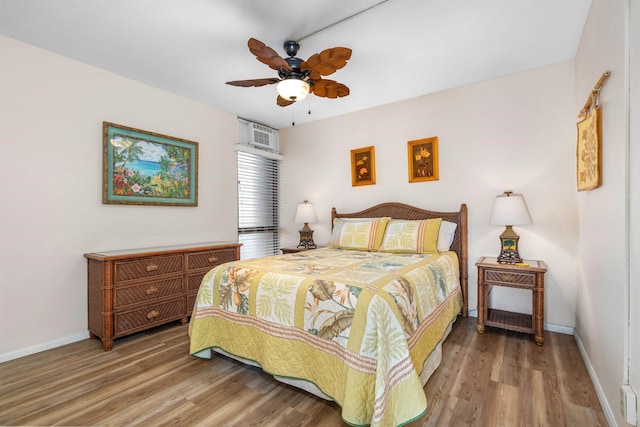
[276, 78, 310, 101]
[295, 201, 317, 224]
[489, 192, 532, 226]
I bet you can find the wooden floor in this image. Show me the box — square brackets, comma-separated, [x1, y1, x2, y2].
[0, 317, 607, 426]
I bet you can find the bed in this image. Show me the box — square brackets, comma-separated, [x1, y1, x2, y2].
[189, 202, 468, 427]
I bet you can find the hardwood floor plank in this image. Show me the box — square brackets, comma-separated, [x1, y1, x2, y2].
[0, 318, 606, 427]
[551, 331, 603, 410]
[489, 333, 506, 383]
[484, 382, 521, 427]
[499, 332, 527, 387]
[530, 368, 549, 427]
[421, 394, 458, 427]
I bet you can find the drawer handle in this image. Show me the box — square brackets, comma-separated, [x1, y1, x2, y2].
[208, 257, 219, 263]
[147, 310, 160, 320]
[146, 264, 158, 272]
[500, 274, 516, 282]
[146, 286, 159, 296]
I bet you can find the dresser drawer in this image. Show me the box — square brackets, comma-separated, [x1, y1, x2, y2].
[114, 277, 183, 308]
[114, 255, 183, 283]
[114, 298, 185, 336]
[187, 272, 207, 292]
[484, 269, 535, 288]
[186, 248, 237, 271]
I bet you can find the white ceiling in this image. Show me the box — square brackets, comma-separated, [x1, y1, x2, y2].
[0, 0, 592, 130]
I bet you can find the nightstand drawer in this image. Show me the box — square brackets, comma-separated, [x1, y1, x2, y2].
[114, 255, 183, 283]
[484, 269, 535, 288]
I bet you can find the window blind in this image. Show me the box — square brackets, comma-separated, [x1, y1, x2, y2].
[237, 150, 280, 259]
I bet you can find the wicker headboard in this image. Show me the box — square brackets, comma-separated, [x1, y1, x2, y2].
[331, 202, 468, 317]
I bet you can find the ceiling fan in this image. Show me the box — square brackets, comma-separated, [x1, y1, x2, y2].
[226, 38, 352, 107]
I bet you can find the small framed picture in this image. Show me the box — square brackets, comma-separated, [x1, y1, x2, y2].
[103, 122, 198, 206]
[351, 146, 376, 186]
[408, 137, 439, 183]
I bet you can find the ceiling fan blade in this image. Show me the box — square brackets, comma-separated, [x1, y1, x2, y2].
[226, 78, 279, 87]
[248, 38, 291, 71]
[303, 47, 352, 76]
[276, 95, 295, 107]
[311, 79, 350, 99]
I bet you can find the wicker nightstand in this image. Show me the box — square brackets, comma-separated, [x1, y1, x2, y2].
[476, 256, 547, 345]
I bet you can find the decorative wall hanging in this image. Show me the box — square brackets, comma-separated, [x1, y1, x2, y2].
[576, 71, 609, 191]
[408, 137, 439, 183]
[103, 122, 198, 206]
[576, 106, 602, 191]
[351, 146, 376, 186]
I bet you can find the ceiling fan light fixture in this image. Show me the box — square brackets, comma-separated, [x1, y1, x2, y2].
[276, 78, 310, 101]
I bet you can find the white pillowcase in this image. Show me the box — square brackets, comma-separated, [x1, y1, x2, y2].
[437, 220, 457, 252]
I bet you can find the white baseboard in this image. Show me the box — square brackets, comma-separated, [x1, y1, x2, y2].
[545, 322, 575, 335]
[574, 331, 618, 427]
[0, 331, 90, 363]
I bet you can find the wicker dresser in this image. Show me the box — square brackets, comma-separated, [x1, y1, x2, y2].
[85, 242, 241, 351]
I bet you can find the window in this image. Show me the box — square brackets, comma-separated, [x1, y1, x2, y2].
[237, 150, 280, 259]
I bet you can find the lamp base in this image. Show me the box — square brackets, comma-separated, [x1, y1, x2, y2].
[497, 225, 523, 264]
[297, 223, 316, 250]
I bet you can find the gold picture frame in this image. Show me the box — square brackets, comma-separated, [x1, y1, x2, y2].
[351, 146, 376, 186]
[408, 137, 439, 183]
[576, 106, 602, 191]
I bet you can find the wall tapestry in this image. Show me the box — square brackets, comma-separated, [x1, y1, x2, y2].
[576, 71, 610, 191]
[103, 122, 198, 206]
[576, 106, 602, 191]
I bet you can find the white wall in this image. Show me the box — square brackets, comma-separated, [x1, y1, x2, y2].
[574, 1, 630, 426]
[0, 36, 239, 360]
[629, 0, 640, 420]
[279, 62, 578, 330]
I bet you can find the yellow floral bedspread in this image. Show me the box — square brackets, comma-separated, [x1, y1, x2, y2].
[189, 248, 462, 427]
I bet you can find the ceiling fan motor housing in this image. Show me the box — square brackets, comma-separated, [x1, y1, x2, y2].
[283, 40, 300, 57]
[278, 66, 311, 81]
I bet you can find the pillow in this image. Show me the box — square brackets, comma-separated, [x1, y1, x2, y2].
[437, 220, 458, 252]
[328, 217, 391, 251]
[379, 218, 442, 254]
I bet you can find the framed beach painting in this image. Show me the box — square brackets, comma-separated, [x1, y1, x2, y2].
[408, 136, 439, 183]
[351, 146, 376, 186]
[103, 122, 198, 206]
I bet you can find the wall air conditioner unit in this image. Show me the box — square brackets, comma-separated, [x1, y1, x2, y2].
[238, 119, 279, 153]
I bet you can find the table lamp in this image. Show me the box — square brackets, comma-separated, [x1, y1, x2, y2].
[489, 191, 532, 264]
[295, 200, 318, 249]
